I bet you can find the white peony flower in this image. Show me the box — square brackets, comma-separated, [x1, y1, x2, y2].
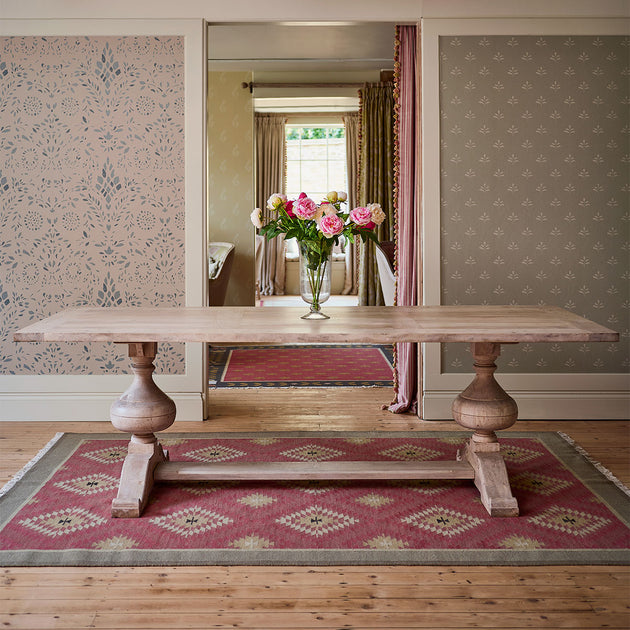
[266, 193, 286, 211]
[250, 207, 263, 228]
[368, 203, 386, 225]
[337, 191, 348, 202]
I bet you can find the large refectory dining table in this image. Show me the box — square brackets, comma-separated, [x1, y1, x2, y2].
[14, 305, 618, 519]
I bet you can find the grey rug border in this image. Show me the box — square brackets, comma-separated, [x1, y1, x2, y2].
[1, 430, 628, 567]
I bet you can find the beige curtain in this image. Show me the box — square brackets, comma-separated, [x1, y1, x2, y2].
[255, 113, 286, 295]
[342, 112, 360, 295]
[357, 84, 396, 305]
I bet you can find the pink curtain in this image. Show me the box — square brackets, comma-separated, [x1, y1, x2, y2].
[388, 25, 420, 414]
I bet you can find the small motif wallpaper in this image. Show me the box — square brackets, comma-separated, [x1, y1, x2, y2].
[0, 36, 186, 375]
[207, 71, 255, 306]
[439, 35, 629, 373]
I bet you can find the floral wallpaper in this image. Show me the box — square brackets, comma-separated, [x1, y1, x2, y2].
[0, 36, 186, 375]
[439, 35, 629, 373]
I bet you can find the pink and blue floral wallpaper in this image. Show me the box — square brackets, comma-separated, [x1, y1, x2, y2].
[0, 36, 185, 375]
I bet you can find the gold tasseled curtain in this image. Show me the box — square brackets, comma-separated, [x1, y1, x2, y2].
[357, 83, 396, 305]
[342, 112, 360, 295]
[255, 113, 287, 295]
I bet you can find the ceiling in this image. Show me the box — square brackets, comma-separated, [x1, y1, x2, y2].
[207, 22, 396, 72]
[208, 22, 396, 113]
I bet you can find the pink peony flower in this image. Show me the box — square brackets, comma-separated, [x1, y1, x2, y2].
[293, 195, 319, 220]
[318, 214, 345, 237]
[285, 200, 295, 217]
[349, 206, 372, 226]
[320, 203, 337, 216]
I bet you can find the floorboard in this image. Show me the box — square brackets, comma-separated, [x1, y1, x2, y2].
[1, 387, 628, 630]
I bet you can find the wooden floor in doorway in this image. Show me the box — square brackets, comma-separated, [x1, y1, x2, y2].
[1, 387, 629, 630]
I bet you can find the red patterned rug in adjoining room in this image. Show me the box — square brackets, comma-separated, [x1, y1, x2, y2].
[0, 431, 628, 567]
[208, 344, 394, 388]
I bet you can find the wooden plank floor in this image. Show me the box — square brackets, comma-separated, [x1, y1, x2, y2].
[1, 387, 629, 630]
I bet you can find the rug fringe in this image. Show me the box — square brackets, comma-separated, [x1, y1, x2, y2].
[558, 431, 630, 498]
[0, 432, 65, 499]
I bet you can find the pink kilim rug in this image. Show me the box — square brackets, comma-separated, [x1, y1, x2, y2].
[208, 345, 394, 388]
[0, 432, 628, 566]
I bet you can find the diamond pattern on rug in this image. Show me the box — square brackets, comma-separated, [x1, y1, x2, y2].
[81, 446, 127, 464]
[237, 493, 277, 508]
[388, 479, 458, 495]
[181, 482, 237, 496]
[379, 444, 442, 461]
[509, 472, 573, 496]
[402, 507, 484, 537]
[19, 507, 107, 538]
[91, 535, 139, 550]
[53, 473, 120, 496]
[281, 480, 351, 494]
[280, 444, 346, 462]
[364, 535, 409, 549]
[501, 444, 544, 463]
[528, 506, 611, 537]
[355, 492, 395, 508]
[498, 535, 545, 550]
[229, 535, 274, 549]
[184, 445, 246, 463]
[277, 505, 357, 538]
[150, 507, 232, 538]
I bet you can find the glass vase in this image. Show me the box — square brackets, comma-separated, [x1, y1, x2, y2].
[299, 242, 331, 320]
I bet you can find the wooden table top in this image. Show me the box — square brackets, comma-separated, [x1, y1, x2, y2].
[13, 306, 619, 345]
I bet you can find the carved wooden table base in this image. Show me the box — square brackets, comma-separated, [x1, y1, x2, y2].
[15, 306, 617, 519]
[110, 341, 519, 518]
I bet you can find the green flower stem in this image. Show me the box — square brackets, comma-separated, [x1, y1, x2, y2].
[306, 256, 328, 311]
[301, 243, 330, 313]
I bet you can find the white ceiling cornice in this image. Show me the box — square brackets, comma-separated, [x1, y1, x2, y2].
[1, 0, 628, 20]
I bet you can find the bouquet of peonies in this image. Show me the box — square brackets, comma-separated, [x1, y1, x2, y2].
[250, 190, 384, 259]
[251, 191, 385, 317]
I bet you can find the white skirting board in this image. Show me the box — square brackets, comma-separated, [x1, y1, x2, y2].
[422, 390, 630, 420]
[0, 393, 204, 422]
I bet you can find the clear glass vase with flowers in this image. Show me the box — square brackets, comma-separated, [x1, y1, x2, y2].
[251, 191, 384, 319]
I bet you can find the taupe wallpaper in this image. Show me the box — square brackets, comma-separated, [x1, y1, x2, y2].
[207, 71, 255, 306]
[439, 35, 629, 373]
[0, 36, 186, 375]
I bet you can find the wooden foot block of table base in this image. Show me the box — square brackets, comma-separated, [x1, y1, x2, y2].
[465, 439, 519, 517]
[111, 440, 169, 518]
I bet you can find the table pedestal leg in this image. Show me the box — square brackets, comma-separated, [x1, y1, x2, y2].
[452, 342, 519, 517]
[110, 342, 176, 518]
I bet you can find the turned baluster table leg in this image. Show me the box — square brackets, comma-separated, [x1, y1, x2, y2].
[110, 342, 176, 518]
[452, 342, 519, 517]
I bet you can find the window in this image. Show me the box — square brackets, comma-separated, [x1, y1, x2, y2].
[286, 125, 347, 201]
[285, 124, 347, 258]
